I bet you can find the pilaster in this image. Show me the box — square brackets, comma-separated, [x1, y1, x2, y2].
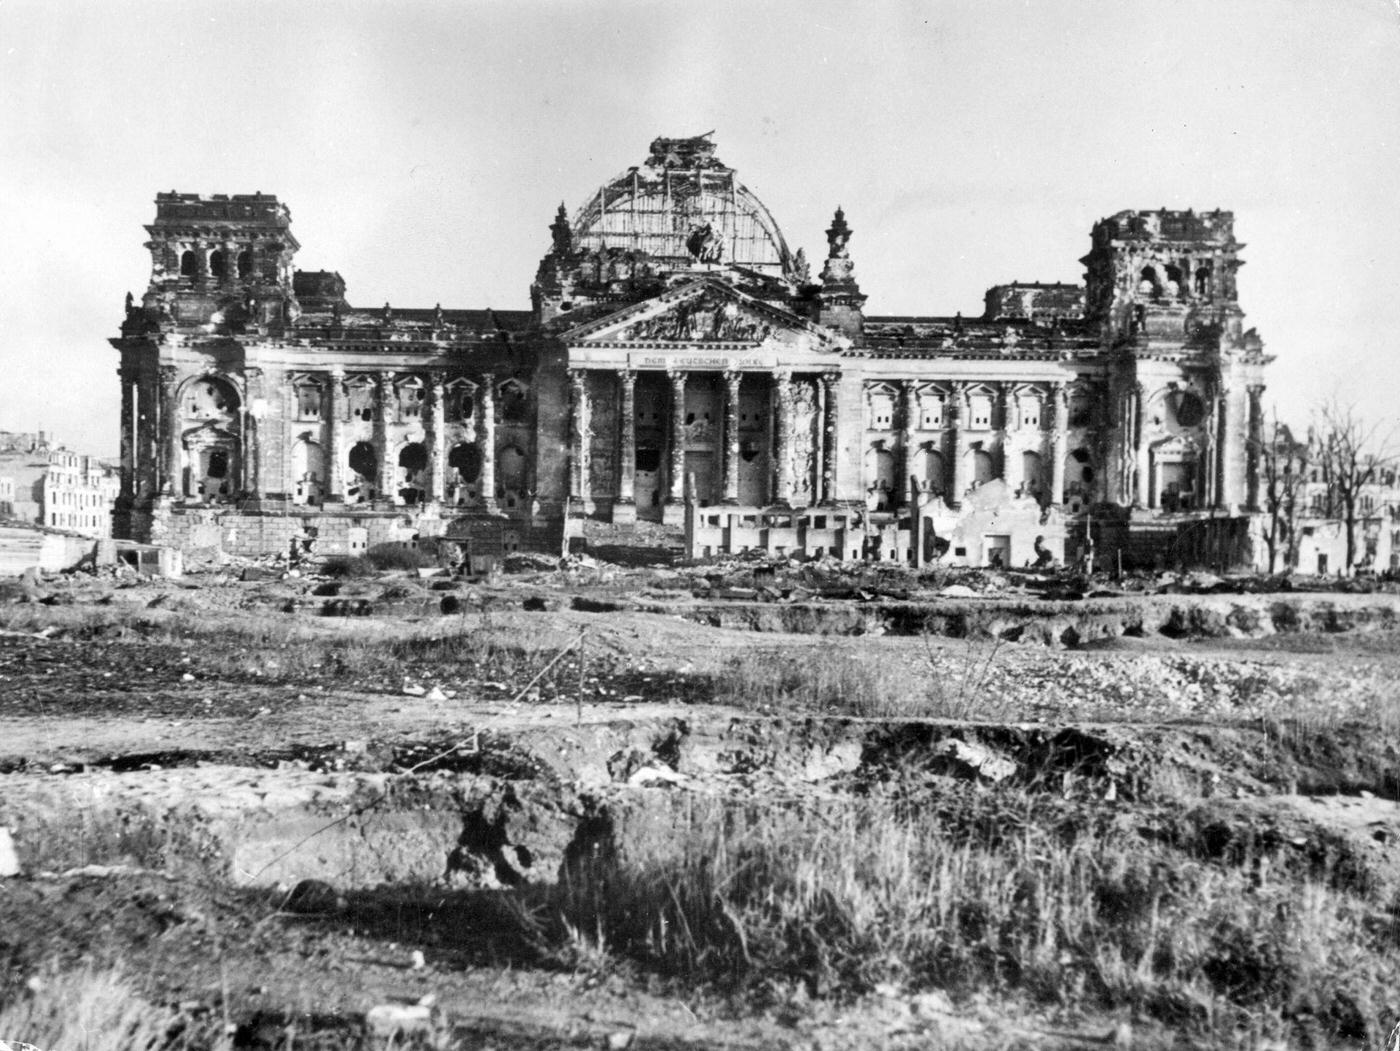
[1050, 382, 1067, 508]
[428, 376, 446, 505]
[948, 382, 967, 508]
[326, 366, 345, 501]
[900, 381, 918, 508]
[480, 373, 497, 511]
[377, 371, 394, 503]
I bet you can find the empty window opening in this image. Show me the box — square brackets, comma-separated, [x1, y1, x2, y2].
[636, 448, 662, 472]
[210, 250, 226, 279]
[397, 443, 428, 506]
[1172, 391, 1206, 428]
[499, 382, 528, 423]
[448, 443, 481, 483]
[1194, 266, 1211, 296]
[180, 250, 196, 277]
[348, 441, 377, 481]
[237, 250, 252, 278]
[1069, 396, 1093, 428]
[207, 450, 229, 479]
[447, 389, 474, 422]
[1163, 264, 1183, 295]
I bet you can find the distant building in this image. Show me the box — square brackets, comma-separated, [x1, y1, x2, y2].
[42, 450, 119, 537]
[0, 431, 118, 538]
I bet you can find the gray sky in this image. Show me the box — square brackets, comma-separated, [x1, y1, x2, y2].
[3, 0, 1398, 455]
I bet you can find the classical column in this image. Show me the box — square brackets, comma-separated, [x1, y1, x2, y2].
[948, 382, 967, 508]
[1218, 384, 1235, 510]
[773, 369, 794, 505]
[821, 371, 840, 504]
[1246, 384, 1265, 511]
[158, 366, 178, 497]
[617, 369, 637, 505]
[997, 384, 1016, 491]
[377, 371, 394, 501]
[569, 369, 590, 501]
[722, 370, 742, 503]
[1134, 383, 1150, 508]
[667, 369, 687, 504]
[900, 381, 918, 508]
[135, 370, 158, 500]
[118, 369, 135, 501]
[1050, 382, 1068, 508]
[479, 373, 497, 510]
[326, 367, 345, 501]
[427, 376, 445, 504]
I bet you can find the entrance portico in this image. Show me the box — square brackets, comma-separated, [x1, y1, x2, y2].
[566, 355, 843, 524]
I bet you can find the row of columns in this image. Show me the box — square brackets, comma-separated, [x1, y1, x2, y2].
[886, 380, 1070, 510]
[567, 368, 842, 508]
[314, 370, 498, 508]
[124, 368, 507, 508]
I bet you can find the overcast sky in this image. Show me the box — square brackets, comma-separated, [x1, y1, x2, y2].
[2, 0, 1397, 456]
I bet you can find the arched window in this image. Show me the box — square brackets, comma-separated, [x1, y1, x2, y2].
[1164, 264, 1183, 296]
[1138, 266, 1159, 295]
[1022, 451, 1045, 499]
[210, 250, 226, 279]
[237, 250, 252, 278]
[397, 443, 428, 505]
[972, 449, 995, 485]
[180, 250, 196, 277]
[447, 442, 481, 483]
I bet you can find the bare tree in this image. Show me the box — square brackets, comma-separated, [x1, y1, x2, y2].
[1254, 410, 1307, 574]
[1311, 400, 1397, 572]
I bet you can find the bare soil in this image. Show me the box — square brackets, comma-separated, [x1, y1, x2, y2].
[2, 566, 1399, 1050]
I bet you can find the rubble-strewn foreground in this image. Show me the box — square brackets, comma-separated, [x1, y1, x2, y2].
[1, 559, 1398, 1050]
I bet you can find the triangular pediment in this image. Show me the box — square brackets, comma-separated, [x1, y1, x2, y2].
[563, 279, 847, 353]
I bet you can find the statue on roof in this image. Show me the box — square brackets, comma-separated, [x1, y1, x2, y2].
[825, 208, 852, 260]
[550, 202, 572, 254]
[685, 222, 724, 264]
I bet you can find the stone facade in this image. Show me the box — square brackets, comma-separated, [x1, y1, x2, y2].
[112, 135, 1271, 566]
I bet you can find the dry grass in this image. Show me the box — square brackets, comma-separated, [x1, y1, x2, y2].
[507, 795, 1400, 1047]
[0, 964, 225, 1051]
[713, 638, 1011, 719]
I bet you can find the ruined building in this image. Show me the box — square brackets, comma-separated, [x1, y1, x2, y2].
[112, 135, 1271, 566]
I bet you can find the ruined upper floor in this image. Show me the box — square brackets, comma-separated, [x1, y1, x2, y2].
[119, 140, 1266, 370]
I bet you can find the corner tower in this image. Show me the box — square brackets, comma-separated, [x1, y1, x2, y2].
[1081, 209, 1270, 515]
[1082, 208, 1244, 347]
[138, 192, 300, 330]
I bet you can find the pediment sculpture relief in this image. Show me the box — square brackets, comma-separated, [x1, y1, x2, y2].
[622, 290, 774, 343]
